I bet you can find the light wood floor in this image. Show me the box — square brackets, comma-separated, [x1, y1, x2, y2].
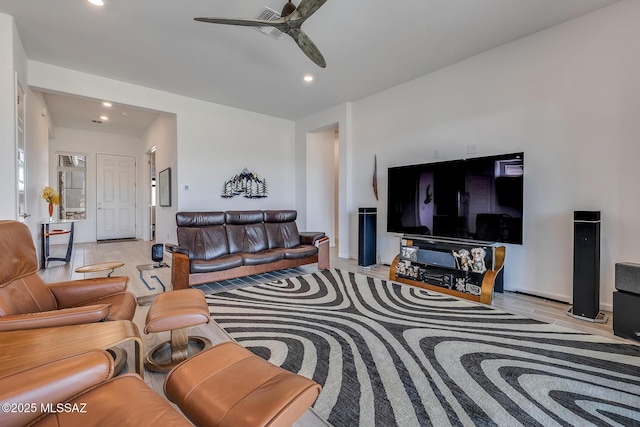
[38, 239, 636, 425]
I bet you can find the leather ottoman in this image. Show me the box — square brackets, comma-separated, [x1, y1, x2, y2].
[144, 289, 212, 372]
[165, 341, 321, 427]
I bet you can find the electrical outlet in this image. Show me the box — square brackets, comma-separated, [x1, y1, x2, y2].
[184, 184, 189, 191]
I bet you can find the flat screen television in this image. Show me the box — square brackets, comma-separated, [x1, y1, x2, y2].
[387, 152, 524, 244]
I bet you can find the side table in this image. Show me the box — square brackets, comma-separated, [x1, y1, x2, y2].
[76, 261, 125, 277]
[41, 221, 75, 269]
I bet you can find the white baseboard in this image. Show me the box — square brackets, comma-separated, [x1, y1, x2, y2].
[507, 287, 612, 312]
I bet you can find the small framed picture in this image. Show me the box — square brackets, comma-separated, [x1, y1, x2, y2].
[159, 167, 171, 207]
[401, 246, 418, 261]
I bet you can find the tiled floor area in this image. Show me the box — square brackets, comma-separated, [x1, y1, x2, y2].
[38, 239, 636, 425]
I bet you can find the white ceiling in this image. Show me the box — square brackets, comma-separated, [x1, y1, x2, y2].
[0, 0, 622, 133]
[42, 92, 164, 137]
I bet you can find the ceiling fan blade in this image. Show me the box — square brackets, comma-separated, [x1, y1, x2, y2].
[290, 29, 326, 68]
[194, 16, 285, 29]
[196, 1, 329, 68]
[293, 0, 328, 20]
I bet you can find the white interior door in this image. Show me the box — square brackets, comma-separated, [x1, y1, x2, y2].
[97, 154, 136, 240]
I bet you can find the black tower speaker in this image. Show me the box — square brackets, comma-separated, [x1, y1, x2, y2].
[358, 207, 377, 267]
[571, 211, 603, 320]
[151, 243, 164, 264]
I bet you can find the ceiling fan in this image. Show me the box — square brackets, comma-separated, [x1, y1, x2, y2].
[195, 0, 328, 68]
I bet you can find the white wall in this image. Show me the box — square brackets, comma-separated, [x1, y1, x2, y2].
[49, 127, 145, 243]
[25, 90, 54, 258]
[295, 103, 353, 258]
[0, 14, 51, 255]
[6, 1, 638, 312]
[0, 14, 20, 220]
[176, 104, 295, 213]
[306, 127, 337, 246]
[345, 0, 640, 309]
[141, 114, 177, 244]
[26, 91, 53, 225]
[28, 62, 296, 247]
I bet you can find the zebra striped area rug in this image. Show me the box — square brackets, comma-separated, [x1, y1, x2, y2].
[205, 268, 640, 427]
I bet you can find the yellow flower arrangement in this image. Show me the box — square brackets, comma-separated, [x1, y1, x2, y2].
[42, 186, 60, 205]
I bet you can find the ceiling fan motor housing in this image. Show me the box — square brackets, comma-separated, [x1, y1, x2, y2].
[281, 2, 296, 17]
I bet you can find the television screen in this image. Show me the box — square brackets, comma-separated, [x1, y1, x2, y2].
[387, 152, 523, 244]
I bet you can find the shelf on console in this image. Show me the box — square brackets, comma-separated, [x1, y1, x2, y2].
[389, 236, 505, 304]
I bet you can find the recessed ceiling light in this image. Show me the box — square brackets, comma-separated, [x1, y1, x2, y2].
[100, 115, 109, 121]
[303, 74, 314, 83]
[88, 0, 104, 6]
[102, 102, 112, 107]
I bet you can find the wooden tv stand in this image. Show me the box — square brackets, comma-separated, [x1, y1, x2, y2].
[389, 236, 505, 305]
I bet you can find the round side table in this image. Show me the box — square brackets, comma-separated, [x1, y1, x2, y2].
[75, 261, 124, 277]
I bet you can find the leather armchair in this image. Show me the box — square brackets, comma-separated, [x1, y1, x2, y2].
[0, 350, 191, 427]
[0, 220, 136, 332]
[0, 344, 320, 427]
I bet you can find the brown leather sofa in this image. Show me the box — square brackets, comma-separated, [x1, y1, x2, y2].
[167, 210, 330, 290]
[0, 220, 136, 331]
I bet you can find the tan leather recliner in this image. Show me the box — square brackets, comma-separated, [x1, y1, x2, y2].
[0, 220, 136, 332]
[0, 344, 321, 427]
[0, 350, 191, 427]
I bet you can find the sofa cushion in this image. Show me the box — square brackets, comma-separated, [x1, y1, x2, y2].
[241, 249, 285, 266]
[265, 222, 301, 249]
[225, 211, 264, 225]
[264, 211, 301, 249]
[0, 275, 58, 316]
[264, 210, 297, 223]
[227, 223, 268, 254]
[283, 245, 318, 260]
[178, 225, 230, 260]
[0, 220, 38, 287]
[191, 254, 244, 273]
[176, 211, 225, 227]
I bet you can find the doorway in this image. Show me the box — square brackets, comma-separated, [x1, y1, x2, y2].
[148, 148, 157, 241]
[306, 126, 339, 251]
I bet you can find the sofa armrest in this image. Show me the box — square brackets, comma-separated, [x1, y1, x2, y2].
[170, 251, 192, 290]
[316, 236, 330, 270]
[300, 232, 326, 245]
[165, 243, 190, 257]
[0, 305, 112, 332]
[47, 276, 129, 308]
[0, 350, 114, 427]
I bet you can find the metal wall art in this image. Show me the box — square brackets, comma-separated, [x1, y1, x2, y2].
[221, 168, 268, 199]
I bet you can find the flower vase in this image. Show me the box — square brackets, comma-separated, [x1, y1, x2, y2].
[48, 203, 53, 223]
